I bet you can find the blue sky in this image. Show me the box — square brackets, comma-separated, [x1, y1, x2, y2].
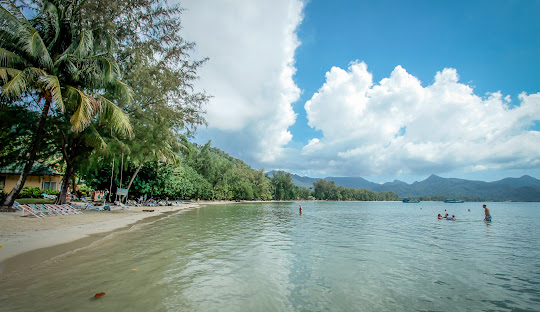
[179, 0, 540, 183]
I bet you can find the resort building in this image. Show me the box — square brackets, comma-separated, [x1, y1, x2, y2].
[0, 163, 62, 193]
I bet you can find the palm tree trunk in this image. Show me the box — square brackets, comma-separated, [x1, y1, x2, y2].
[2, 99, 51, 208]
[56, 162, 74, 205]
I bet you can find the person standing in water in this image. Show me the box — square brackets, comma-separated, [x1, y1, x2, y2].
[483, 204, 491, 221]
[299, 204, 302, 214]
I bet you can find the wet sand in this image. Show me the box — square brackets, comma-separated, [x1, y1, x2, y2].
[0, 201, 234, 275]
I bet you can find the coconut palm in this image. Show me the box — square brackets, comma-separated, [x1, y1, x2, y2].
[0, 0, 132, 208]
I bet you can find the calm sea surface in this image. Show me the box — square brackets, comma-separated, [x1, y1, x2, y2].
[1, 201, 539, 311]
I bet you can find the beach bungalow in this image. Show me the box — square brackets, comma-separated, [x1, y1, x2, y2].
[0, 163, 62, 193]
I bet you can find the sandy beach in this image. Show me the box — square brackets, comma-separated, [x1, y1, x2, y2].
[0, 201, 233, 275]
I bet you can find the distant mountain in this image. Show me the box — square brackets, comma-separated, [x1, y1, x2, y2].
[269, 171, 540, 201]
[289, 173, 319, 189]
[372, 174, 540, 201]
[267, 171, 318, 189]
[325, 177, 380, 189]
[383, 180, 408, 186]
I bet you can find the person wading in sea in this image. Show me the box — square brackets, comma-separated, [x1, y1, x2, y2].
[483, 204, 492, 221]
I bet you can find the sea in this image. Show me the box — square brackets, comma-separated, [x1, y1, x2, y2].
[0, 201, 539, 311]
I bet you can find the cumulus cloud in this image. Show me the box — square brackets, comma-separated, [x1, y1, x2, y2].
[304, 61, 540, 177]
[179, 0, 303, 163]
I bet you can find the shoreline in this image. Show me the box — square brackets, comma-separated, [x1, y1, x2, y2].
[0, 200, 236, 276]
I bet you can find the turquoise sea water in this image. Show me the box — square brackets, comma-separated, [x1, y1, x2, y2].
[1, 201, 539, 311]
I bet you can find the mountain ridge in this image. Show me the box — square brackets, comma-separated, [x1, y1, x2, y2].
[267, 171, 540, 201]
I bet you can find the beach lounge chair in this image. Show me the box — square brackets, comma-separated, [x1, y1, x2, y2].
[46, 204, 82, 215]
[28, 204, 54, 216]
[45, 204, 72, 215]
[43, 204, 66, 215]
[61, 204, 82, 214]
[35, 204, 63, 216]
[19, 204, 47, 218]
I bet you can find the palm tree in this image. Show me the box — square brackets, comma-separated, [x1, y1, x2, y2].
[0, 0, 131, 208]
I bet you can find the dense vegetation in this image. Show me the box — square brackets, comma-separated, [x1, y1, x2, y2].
[81, 142, 399, 201]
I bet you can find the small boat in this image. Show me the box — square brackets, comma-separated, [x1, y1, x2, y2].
[444, 199, 464, 203]
[403, 197, 420, 203]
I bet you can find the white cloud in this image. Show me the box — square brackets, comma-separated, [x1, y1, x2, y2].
[176, 1, 539, 181]
[180, 0, 303, 163]
[303, 61, 540, 177]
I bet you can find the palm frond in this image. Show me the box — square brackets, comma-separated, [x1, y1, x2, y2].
[0, 47, 28, 68]
[66, 30, 94, 58]
[0, 67, 43, 98]
[88, 53, 117, 83]
[81, 123, 107, 150]
[40, 74, 64, 111]
[65, 85, 101, 132]
[0, 67, 20, 84]
[19, 25, 53, 71]
[95, 94, 133, 138]
[0, 5, 29, 50]
[38, 1, 61, 51]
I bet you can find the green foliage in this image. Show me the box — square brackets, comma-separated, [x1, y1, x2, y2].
[270, 171, 300, 200]
[43, 189, 60, 195]
[81, 142, 400, 202]
[18, 187, 42, 198]
[19, 186, 60, 198]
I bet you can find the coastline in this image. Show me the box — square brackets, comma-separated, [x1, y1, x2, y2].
[0, 200, 234, 276]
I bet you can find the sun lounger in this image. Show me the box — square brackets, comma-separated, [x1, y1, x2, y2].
[27, 204, 54, 216]
[35, 204, 63, 216]
[45, 204, 72, 215]
[45, 204, 67, 216]
[61, 204, 82, 214]
[43, 204, 69, 215]
[19, 204, 47, 218]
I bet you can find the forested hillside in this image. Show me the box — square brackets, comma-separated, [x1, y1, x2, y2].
[82, 142, 399, 201]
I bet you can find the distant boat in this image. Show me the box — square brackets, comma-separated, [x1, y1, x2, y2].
[403, 197, 420, 203]
[444, 199, 465, 203]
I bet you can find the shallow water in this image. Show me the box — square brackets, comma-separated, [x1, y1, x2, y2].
[1, 201, 539, 311]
